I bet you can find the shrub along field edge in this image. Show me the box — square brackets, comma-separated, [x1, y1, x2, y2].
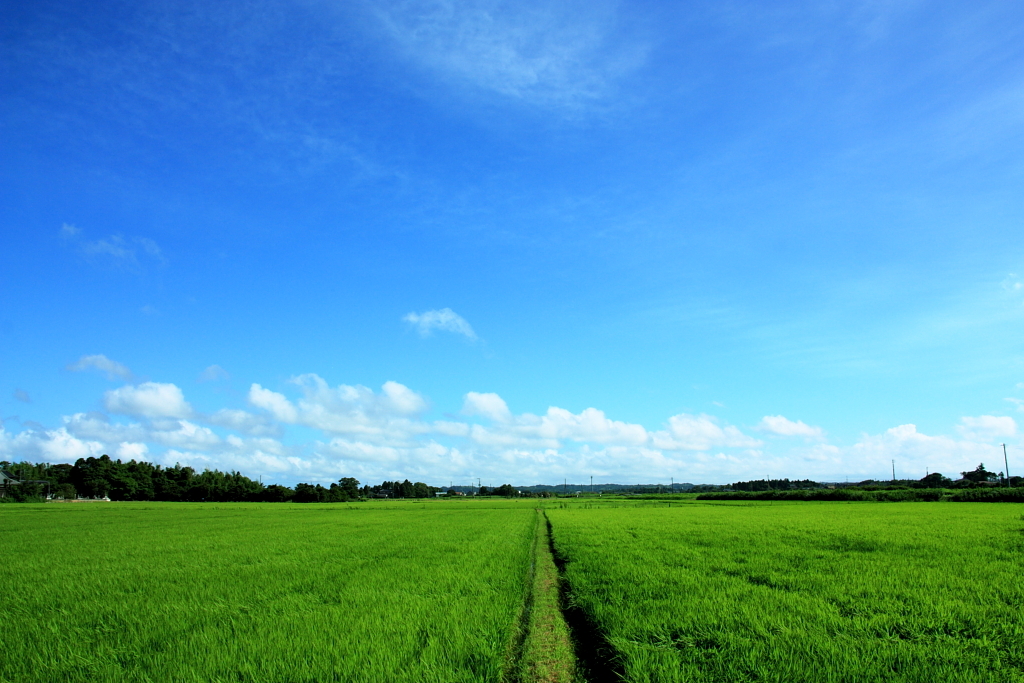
[697, 487, 1024, 502]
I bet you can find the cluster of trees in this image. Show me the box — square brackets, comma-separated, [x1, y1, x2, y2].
[478, 484, 517, 496]
[1, 457, 265, 502]
[364, 480, 438, 499]
[726, 464, 1020, 493]
[0, 456, 438, 503]
[855, 463, 1020, 489]
[732, 478, 822, 491]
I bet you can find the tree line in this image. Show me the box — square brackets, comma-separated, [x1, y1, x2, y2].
[729, 463, 1022, 492]
[0, 456, 437, 503]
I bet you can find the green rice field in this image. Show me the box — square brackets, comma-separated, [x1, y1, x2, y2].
[548, 501, 1024, 682]
[2, 499, 1023, 682]
[0, 502, 536, 683]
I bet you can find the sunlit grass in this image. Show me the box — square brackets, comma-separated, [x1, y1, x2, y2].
[0, 501, 535, 683]
[547, 502, 1024, 682]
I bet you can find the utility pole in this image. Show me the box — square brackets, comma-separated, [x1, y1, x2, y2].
[590, 475, 593, 495]
[671, 477, 674, 492]
[564, 478, 567, 496]
[892, 460, 896, 481]
[1004, 444, 1011, 488]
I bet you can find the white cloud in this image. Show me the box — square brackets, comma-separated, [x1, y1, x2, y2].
[105, 382, 193, 419]
[463, 392, 512, 422]
[956, 415, 1017, 441]
[758, 415, 825, 438]
[847, 424, 1000, 480]
[67, 354, 133, 381]
[207, 408, 280, 436]
[248, 384, 299, 422]
[464, 397, 648, 449]
[248, 375, 430, 440]
[652, 413, 762, 451]
[63, 412, 147, 443]
[381, 380, 429, 414]
[316, 438, 404, 463]
[148, 419, 221, 450]
[13, 389, 31, 403]
[403, 308, 477, 339]
[0, 424, 105, 463]
[537, 407, 648, 445]
[13, 367, 1024, 486]
[116, 442, 149, 460]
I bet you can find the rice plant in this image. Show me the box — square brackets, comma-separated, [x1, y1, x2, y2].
[547, 502, 1024, 682]
[0, 502, 535, 683]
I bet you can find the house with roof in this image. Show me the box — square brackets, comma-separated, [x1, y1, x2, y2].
[0, 470, 22, 498]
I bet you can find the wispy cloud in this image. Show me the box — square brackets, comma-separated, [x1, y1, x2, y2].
[60, 224, 165, 270]
[198, 365, 230, 382]
[758, 415, 825, 439]
[404, 308, 477, 340]
[371, 0, 646, 111]
[67, 354, 133, 381]
[13, 390, 31, 404]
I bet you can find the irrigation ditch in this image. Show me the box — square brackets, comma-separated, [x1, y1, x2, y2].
[510, 510, 624, 683]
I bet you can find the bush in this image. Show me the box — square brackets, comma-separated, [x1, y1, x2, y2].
[696, 488, 1022, 503]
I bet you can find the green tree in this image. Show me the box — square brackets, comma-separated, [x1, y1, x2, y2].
[917, 472, 951, 488]
[339, 477, 360, 498]
[961, 464, 997, 483]
[53, 483, 77, 500]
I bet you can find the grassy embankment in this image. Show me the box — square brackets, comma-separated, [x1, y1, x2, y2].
[547, 501, 1024, 682]
[516, 511, 577, 683]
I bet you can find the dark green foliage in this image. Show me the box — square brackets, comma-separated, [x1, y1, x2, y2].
[916, 472, 952, 487]
[945, 487, 1024, 502]
[961, 463, 998, 483]
[0, 458, 363, 503]
[486, 484, 519, 497]
[732, 478, 823, 491]
[697, 487, 1024, 502]
[363, 479, 437, 498]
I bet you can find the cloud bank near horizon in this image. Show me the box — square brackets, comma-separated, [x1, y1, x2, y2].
[2, 363, 1017, 487]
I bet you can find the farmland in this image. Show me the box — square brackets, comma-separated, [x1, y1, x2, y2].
[548, 501, 1024, 682]
[0, 501, 536, 683]
[2, 499, 1023, 682]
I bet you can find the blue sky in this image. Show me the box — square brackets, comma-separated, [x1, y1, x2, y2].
[2, 0, 1023, 486]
